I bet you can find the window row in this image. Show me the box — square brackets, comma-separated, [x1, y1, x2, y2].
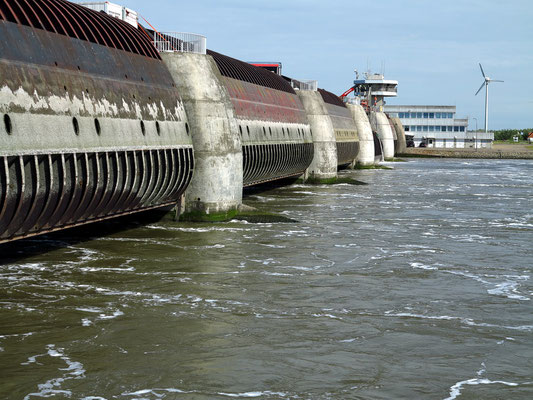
[398, 112, 454, 119]
[404, 125, 465, 132]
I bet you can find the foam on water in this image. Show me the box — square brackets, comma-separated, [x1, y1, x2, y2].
[122, 388, 289, 398]
[1, 158, 531, 399]
[384, 311, 533, 332]
[22, 345, 85, 400]
[443, 363, 525, 400]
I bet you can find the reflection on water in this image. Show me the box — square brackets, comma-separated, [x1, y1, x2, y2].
[1, 159, 532, 399]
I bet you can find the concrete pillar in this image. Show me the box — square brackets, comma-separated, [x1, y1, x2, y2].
[390, 117, 406, 154]
[297, 91, 337, 182]
[347, 104, 374, 166]
[370, 111, 395, 160]
[161, 52, 242, 221]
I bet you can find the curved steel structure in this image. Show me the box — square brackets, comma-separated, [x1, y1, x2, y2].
[0, 0, 193, 243]
[208, 50, 314, 187]
[318, 89, 360, 167]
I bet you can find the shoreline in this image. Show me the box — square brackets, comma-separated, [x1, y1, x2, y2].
[398, 147, 533, 160]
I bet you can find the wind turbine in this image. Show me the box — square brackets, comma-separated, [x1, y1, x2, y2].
[475, 63, 503, 134]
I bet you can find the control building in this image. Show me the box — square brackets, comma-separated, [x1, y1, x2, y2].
[384, 105, 493, 149]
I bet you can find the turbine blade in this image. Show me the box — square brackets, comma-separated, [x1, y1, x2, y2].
[492, 80, 504, 82]
[475, 81, 485, 96]
[479, 63, 486, 78]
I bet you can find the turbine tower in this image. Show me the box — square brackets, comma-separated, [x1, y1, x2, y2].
[475, 63, 503, 134]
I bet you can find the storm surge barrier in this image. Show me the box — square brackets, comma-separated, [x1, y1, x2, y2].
[0, 0, 194, 242]
[0, 0, 400, 241]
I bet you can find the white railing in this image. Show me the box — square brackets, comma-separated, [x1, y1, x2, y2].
[299, 80, 318, 91]
[153, 32, 206, 54]
[291, 79, 318, 91]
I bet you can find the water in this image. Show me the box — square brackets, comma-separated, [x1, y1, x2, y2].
[1, 158, 532, 399]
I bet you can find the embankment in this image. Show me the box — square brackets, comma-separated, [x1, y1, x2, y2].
[399, 148, 533, 160]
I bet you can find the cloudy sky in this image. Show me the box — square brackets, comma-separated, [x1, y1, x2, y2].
[126, 0, 532, 130]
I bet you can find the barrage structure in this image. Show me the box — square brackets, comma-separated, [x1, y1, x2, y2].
[0, 0, 405, 243]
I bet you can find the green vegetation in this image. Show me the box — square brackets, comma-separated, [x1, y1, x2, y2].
[179, 208, 238, 222]
[177, 206, 297, 223]
[297, 176, 368, 185]
[492, 129, 532, 141]
[354, 164, 393, 170]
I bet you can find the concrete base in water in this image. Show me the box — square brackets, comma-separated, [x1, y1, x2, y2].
[162, 52, 243, 221]
[390, 117, 407, 154]
[369, 111, 395, 160]
[347, 104, 375, 166]
[297, 91, 337, 181]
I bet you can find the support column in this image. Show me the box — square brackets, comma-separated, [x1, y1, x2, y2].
[161, 52, 242, 221]
[390, 117, 406, 154]
[297, 90, 337, 182]
[347, 104, 374, 166]
[370, 111, 395, 160]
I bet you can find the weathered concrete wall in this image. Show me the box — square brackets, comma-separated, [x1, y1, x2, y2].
[297, 91, 337, 181]
[370, 111, 395, 160]
[161, 52, 242, 220]
[347, 104, 375, 166]
[390, 117, 407, 154]
[0, 24, 191, 154]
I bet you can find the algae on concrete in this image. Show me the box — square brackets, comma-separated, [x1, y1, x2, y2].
[297, 176, 368, 185]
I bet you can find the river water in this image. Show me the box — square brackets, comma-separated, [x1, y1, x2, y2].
[1, 158, 532, 399]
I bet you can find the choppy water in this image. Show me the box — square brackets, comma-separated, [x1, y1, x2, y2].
[1, 158, 532, 400]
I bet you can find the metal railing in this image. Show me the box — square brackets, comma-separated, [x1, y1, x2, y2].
[153, 32, 206, 54]
[290, 79, 318, 91]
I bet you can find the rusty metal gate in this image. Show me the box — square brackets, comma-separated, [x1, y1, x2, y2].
[0, 148, 193, 243]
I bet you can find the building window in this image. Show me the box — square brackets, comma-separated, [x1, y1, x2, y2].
[435, 126, 441, 131]
[448, 126, 453, 132]
[417, 112, 422, 118]
[436, 113, 441, 118]
[399, 112, 404, 118]
[405, 126, 410, 131]
[454, 126, 459, 132]
[448, 113, 453, 118]
[429, 126, 435, 132]
[429, 113, 435, 118]
[442, 126, 447, 131]
[423, 126, 428, 132]
[409, 112, 415, 118]
[417, 126, 422, 131]
[460, 126, 465, 132]
[423, 113, 429, 118]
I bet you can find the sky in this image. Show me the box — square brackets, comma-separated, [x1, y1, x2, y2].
[124, 0, 533, 130]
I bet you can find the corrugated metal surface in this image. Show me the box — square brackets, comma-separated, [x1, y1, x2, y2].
[224, 78, 308, 124]
[0, 0, 157, 59]
[208, 50, 295, 94]
[318, 88, 346, 108]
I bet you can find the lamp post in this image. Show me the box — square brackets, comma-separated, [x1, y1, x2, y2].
[472, 118, 478, 150]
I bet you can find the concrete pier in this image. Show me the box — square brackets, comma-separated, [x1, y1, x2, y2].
[162, 53, 242, 221]
[318, 89, 359, 169]
[390, 117, 407, 155]
[370, 111, 395, 160]
[347, 104, 375, 166]
[297, 91, 338, 182]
